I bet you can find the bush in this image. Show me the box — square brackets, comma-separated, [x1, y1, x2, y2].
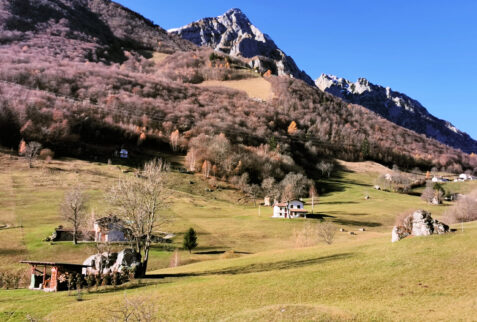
[394, 210, 414, 234]
[0, 271, 23, 289]
[38, 148, 54, 161]
[443, 190, 477, 224]
[293, 222, 318, 248]
[102, 273, 112, 286]
[317, 222, 337, 245]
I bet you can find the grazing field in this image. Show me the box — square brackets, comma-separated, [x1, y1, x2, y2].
[199, 77, 273, 101]
[1, 222, 476, 321]
[1, 149, 476, 320]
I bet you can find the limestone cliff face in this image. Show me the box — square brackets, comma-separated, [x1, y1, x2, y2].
[316, 74, 477, 153]
[168, 8, 314, 86]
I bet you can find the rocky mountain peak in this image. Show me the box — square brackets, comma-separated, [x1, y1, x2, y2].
[168, 8, 314, 86]
[316, 74, 477, 153]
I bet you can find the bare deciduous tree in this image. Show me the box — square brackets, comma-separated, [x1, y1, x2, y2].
[280, 172, 308, 201]
[293, 222, 318, 248]
[23, 141, 42, 168]
[109, 294, 158, 322]
[309, 183, 318, 214]
[443, 190, 477, 231]
[107, 159, 168, 276]
[61, 185, 88, 245]
[317, 161, 334, 178]
[170, 129, 179, 152]
[317, 222, 337, 245]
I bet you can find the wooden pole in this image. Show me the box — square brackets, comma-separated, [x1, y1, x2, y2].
[42, 266, 46, 289]
[311, 192, 314, 214]
[258, 205, 261, 217]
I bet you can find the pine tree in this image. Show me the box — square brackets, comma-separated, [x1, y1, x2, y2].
[183, 228, 198, 254]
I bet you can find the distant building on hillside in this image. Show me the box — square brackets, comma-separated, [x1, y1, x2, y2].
[459, 173, 474, 181]
[432, 176, 444, 183]
[94, 215, 130, 242]
[272, 200, 307, 219]
[119, 149, 128, 159]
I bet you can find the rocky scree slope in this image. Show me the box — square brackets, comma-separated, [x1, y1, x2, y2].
[168, 8, 314, 86]
[316, 74, 477, 153]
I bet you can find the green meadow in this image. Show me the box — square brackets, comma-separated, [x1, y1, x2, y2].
[1, 149, 476, 321]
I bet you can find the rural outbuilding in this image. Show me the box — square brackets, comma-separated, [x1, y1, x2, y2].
[21, 261, 91, 292]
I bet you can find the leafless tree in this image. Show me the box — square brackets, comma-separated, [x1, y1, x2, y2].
[244, 184, 262, 206]
[317, 222, 337, 245]
[185, 147, 197, 172]
[280, 172, 308, 201]
[109, 294, 158, 322]
[107, 159, 168, 277]
[317, 161, 334, 178]
[60, 185, 88, 245]
[201, 160, 211, 178]
[443, 190, 477, 231]
[24, 141, 42, 168]
[309, 183, 318, 214]
[293, 222, 318, 248]
[170, 129, 179, 152]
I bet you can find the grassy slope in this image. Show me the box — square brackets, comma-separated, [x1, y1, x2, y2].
[1, 149, 477, 320]
[1, 222, 476, 321]
[199, 77, 273, 101]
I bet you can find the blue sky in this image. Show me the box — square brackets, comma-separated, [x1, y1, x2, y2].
[116, 0, 477, 139]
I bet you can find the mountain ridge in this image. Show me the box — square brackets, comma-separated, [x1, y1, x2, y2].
[316, 74, 477, 153]
[168, 8, 315, 86]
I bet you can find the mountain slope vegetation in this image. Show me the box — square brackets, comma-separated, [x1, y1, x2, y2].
[0, 0, 476, 189]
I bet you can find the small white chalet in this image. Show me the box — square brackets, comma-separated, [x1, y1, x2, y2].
[272, 200, 307, 219]
[459, 173, 474, 181]
[119, 149, 128, 159]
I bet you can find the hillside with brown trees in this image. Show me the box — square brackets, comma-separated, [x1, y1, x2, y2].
[1, 0, 476, 193]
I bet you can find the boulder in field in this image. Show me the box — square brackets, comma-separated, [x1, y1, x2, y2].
[392, 210, 449, 242]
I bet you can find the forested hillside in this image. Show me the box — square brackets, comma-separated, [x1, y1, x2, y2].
[1, 0, 476, 193]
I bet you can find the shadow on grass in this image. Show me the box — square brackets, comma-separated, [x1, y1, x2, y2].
[145, 253, 353, 279]
[194, 250, 252, 255]
[84, 279, 171, 295]
[319, 201, 359, 205]
[332, 219, 382, 227]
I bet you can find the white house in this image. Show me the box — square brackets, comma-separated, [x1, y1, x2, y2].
[272, 200, 307, 219]
[119, 149, 128, 159]
[459, 173, 474, 181]
[94, 216, 129, 242]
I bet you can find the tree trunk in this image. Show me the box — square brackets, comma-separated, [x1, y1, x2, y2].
[73, 226, 77, 245]
[139, 241, 151, 277]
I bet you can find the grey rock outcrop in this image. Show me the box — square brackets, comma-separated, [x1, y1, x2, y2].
[316, 74, 477, 153]
[392, 210, 449, 242]
[169, 8, 314, 86]
[82, 249, 140, 275]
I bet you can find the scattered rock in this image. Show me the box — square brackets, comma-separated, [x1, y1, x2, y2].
[359, 228, 366, 232]
[339, 228, 347, 232]
[349, 231, 356, 235]
[392, 226, 410, 243]
[82, 249, 141, 275]
[374, 185, 381, 190]
[392, 210, 449, 242]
